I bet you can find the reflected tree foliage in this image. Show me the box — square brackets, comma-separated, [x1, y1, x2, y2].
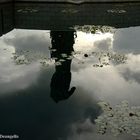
[74, 25, 116, 34]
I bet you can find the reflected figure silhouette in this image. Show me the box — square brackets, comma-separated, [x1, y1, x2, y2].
[50, 31, 76, 103]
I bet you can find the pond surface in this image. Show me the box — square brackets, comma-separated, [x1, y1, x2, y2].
[0, 25, 140, 140]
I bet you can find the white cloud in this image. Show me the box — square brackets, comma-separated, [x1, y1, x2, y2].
[67, 118, 134, 140]
[0, 31, 42, 95]
[113, 26, 140, 54]
[74, 31, 113, 53]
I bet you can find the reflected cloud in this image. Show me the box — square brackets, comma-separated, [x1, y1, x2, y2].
[0, 35, 40, 94]
[116, 54, 140, 84]
[0, 26, 140, 140]
[0, 67, 101, 140]
[3, 29, 51, 61]
[94, 37, 113, 52]
[0, 29, 101, 140]
[113, 26, 140, 54]
[72, 62, 140, 106]
[74, 31, 113, 53]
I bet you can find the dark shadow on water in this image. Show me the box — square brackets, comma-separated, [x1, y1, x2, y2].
[50, 31, 76, 103]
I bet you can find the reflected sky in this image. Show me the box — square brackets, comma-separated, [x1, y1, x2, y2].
[0, 26, 140, 140]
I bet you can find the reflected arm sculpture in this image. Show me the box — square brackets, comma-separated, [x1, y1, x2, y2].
[50, 31, 76, 103]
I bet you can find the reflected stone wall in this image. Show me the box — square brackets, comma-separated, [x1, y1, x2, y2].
[14, 2, 140, 30]
[1, 0, 140, 3]
[1, 1, 140, 36]
[0, 0, 12, 3]
[0, 10, 2, 36]
[0, 6, 3, 36]
[0, 3, 14, 36]
[15, 0, 140, 3]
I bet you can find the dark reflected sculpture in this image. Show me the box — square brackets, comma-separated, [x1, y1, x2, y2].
[50, 31, 76, 103]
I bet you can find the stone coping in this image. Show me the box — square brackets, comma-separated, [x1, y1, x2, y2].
[1, 0, 140, 4]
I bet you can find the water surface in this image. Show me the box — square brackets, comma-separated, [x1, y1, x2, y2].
[0, 26, 140, 140]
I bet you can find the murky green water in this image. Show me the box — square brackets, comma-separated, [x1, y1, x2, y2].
[0, 25, 140, 140]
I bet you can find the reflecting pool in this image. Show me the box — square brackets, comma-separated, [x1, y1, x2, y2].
[0, 25, 140, 140]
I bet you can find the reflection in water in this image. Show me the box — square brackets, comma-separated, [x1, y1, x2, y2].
[50, 31, 76, 103]
[1, 26, 140, 140]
